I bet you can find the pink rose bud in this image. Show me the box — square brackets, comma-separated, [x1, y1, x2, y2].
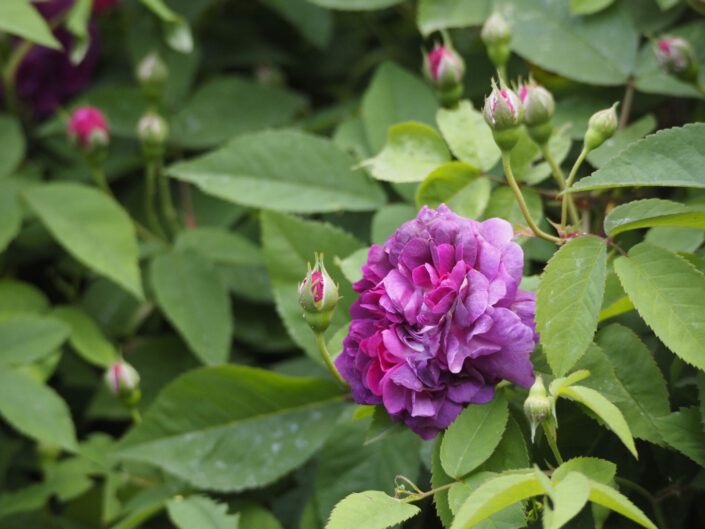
[67, 106, 109, 153]
[584, 102, 619, 152]
[523, 375, 552, 443]
[654, 36, 698, 83]
[484, 82, 523, 151]
[298, 253, 339, 333]
[104, 360, 141, 405]
[520, 82, 555, 145]
[136, 52, 168, 103]
[424, 45, 465, 89]
[481, 12, 512, 68]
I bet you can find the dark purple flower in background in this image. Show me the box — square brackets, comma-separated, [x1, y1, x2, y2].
[335, 205, 538, 440]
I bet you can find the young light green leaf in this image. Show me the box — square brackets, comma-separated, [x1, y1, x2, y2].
[0, 369, 77, 451]
[261, 211, 362, 361]
[0, 279, 49, 314]
[0, 115, 26, 177]
[24, 183, 143, 299]
[536, 236, 607, 376]
[175, 228, 263, 266]
[168, 130, 384, 213]
[568, 123, 705, 193]
[0, 0, 62, 49]
[571, 0, 615, 15]
[655, 407, 705, 466]
[169, 77, 307, 149]
[587, 114, 656, 169]
[614, 242, 705, 371]
[52, 306, 119, 368]
[0, 186, 21, 254]
[117, 366, 345, 492]
[436, 101, 500, 172]
[450, 471, 542, 529]
[417, 0, 491, 35]
[441, 396, 509, 478]
[548, 369, 591, 397]
[0, 314, 69, 368]
[552, 457, 616, 484]
[325, 491, 420, 529]
[150, 251, 232, 366]
[416, 162, 491, 220]
[361, 62, 438, 152]
[543, 471, 591, 529]
[604, 199, 705, 236]
[166, 495, 239, 529]
[556, 385, 638, 458]
[588, 481, 657, 529]
[364, 122, 450, 183]
[337, 247, 369, 285]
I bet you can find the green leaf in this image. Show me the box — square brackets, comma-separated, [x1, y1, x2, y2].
[495, 0, 638, 86]
[337, 247, 369, 285]
[570, 0, 615, 15]
[0, 185, 21, 254]
[436, 101, 500, 172]
[140, 0, 193, 52]
[168, 130, 384, 213]
[308, 0, 403, 9]
[361, 62, 438, 153]
[166, 495, 239, 529]
[604, 199, 705, 236]
[480, 416, 530, 472]
[65, 0, 92, 63]
[441, 396, 509, 478]
[175, 228, 263, 266]
[556, 385, 638, 458]
[417, 0, 491, 35]
[543, 471, 591, 529]
[0, 314, 68, 368]
[236, 503, 284, 529]
[52, 306, 119, 368]
[587, 114, 656, 169]
[24, 183, 143, 299]
[364, 122, 450, 183]
[0, 369, 77, 451]
[431, 434, 454, 527]
[416, 162, 490, 220]
[169, 77, 307, 149]
[261, 211, 362, 361]
[371, 204, 416, 246]
[118, 366, 345, 491]
[0, 115, 26, 177]
[614, 242, 705, 371]
[536, 236, 607, 376]
[568, 123, 705, 193]
[483, 186, 543, 228]
[0, 0, 62, 49]
[520, 127, 572, 186]
[655, 407, 705, 466]
[150, 251, 232, 366]
[552, 457, 616, 484]
[587, 481, 657, 529]
[324, 491, 420, 529]
[450, 471, 542, 529]
[548, 369, 592, 397]
[0, 279, 49, 314]
[448, 473, 526, 528]
[644, 226, 705, 253]
[260, 0, 332, 48]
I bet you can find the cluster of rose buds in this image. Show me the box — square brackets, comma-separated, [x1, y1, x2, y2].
[653, 36, 699, 84]
[423, 44, 465, 107]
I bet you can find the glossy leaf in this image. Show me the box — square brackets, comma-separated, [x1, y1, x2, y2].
[150, 251, 232, 366]
[416, 162, 490, 219]
[52, 306, 119, 368]
[325, 491, 420, 529]
[117, 366, 345, 491]
[655, 407, 705, 466]
[0, 314, 69, 368]
[614, 243, 705, 371]
[588, 481, 657, 529]
[436, 101, 500, 172]
[536, 236, 607, 376]
[167, 495, 239, 529]
[24, 183, 143, 299]
[168, 130, 385, 213]
[604, 199, 705, 236]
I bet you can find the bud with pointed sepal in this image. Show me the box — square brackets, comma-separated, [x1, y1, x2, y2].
[481, 12, 512, 69]
[104, 360, 141, 406]
[67, 106, 109, 160]
[298, 253, 340, 334]
[483, 81, 523, 151]
[584, 103, 619, 152]
[423, 44, 465, 107]
[520, 81, 555, 145]
[523, 375, 552, 443]
[137, 111, 169, 160]
[654, 36, 699, 83]
[136, 52, 169, 103]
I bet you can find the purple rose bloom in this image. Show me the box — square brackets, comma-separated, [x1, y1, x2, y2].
[335, 204, 537, 440]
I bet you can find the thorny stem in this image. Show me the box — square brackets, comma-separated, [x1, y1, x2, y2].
[615, 477, 668, 529]
[619, 79, 635, 129]
[561, 147, 589, 231]
[501, 153, 561, 244]
[156, 161, 181, 236]
[315, 332, 348, 389]
[540, 144, 580, 226]
[542, 422, 564, 465]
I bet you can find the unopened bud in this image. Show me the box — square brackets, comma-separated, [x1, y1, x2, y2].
[481, 13, 512, 68]
[424, 45, 465, 89]
[255, 64, 286, 88]
[137, 111, 169, 159]
[104, 360, 141, 406]
[483, 82, 523, 151]
[67, 106, 109, 158]
[520, 82, 555, 145]
[654, 36, 699, 83]
[584, 103, 619, 151]
[136, 52, 168, 103]
[298, 253, 339, 334]
[523, 376, 552, 443]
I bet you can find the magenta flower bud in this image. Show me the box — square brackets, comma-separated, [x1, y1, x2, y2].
[523, 375, 552, 442]
[584, 103, 619, 151]
[335, 205, 537, 440]
[424, 45, 465, 90]
[654, 36, 698, 83]
[104, 360, 141, 405]
[484, 83, 523, 151]
[481, 13, 512, 68]
[136, 52, 168, 103]
[67, 106, 109, 154]
[298, 253, 339, 333]
[137, 111, 169, 159]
